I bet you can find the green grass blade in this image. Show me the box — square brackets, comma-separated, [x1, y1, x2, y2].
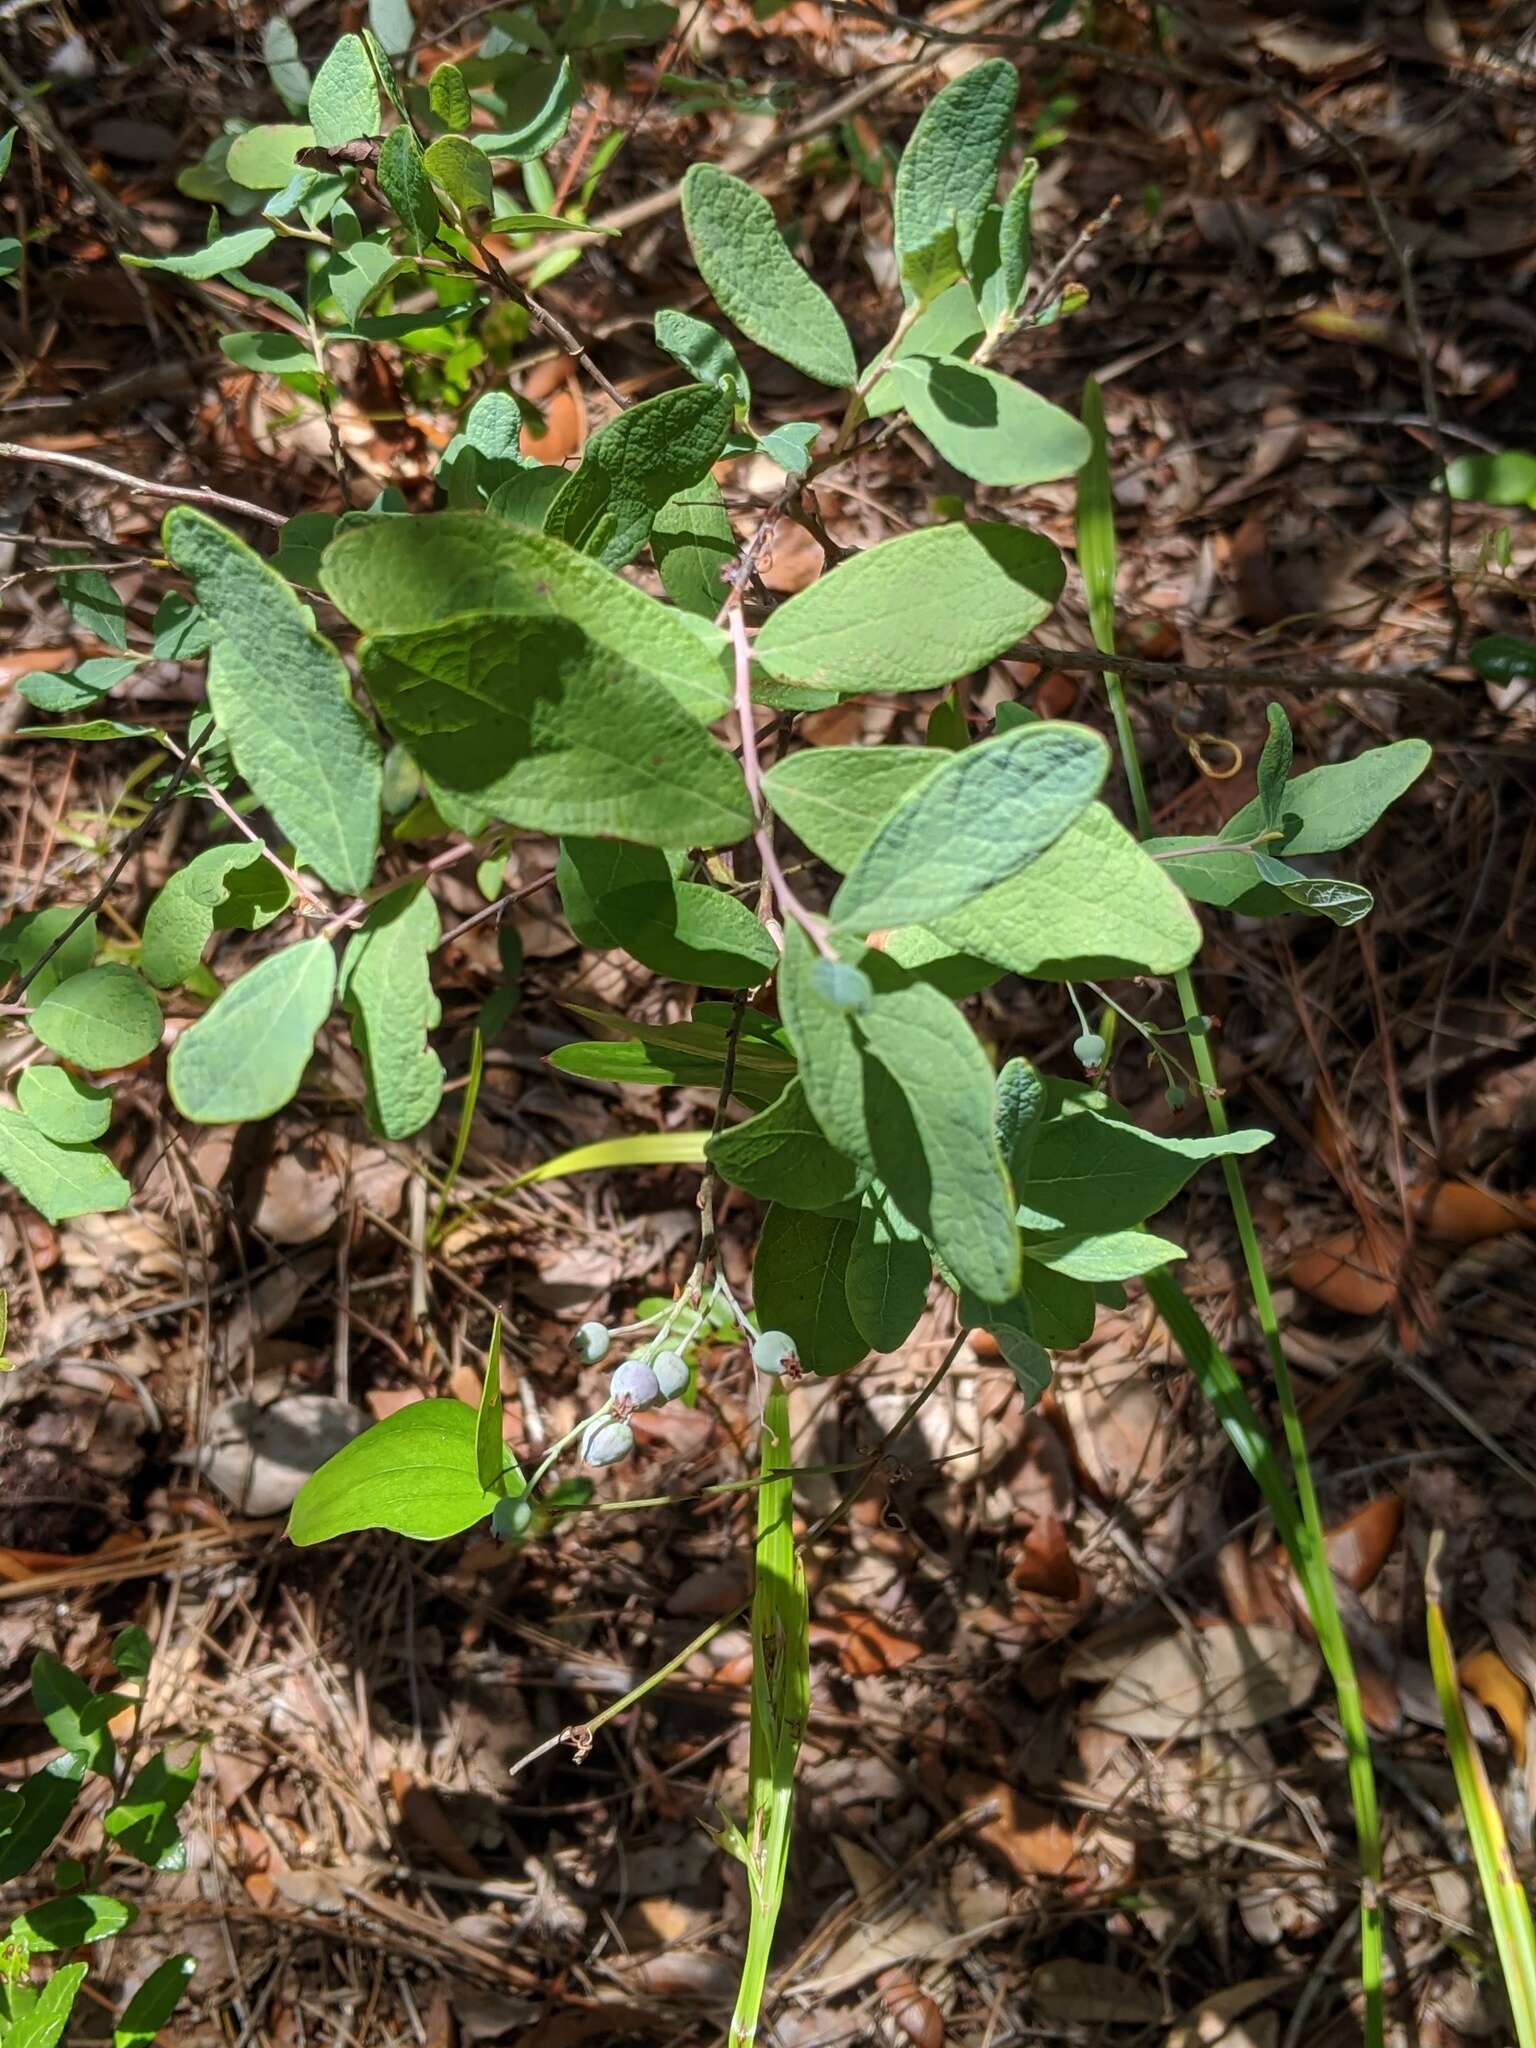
[1426, 1536, 1536, 2047]
[429, 1026, 483, 1241]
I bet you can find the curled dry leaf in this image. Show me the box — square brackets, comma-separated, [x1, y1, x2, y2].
[824, 1609, 923, 1676]
[949, 1769, 1086, 1882]
[1323, 1493, 1403, 1592]
[1458, 1647, 1530, 1765]
[880, 1979, 944, 2048]
[1286, 1225, 1402, 1315]
[1009, 1514, 1084, 1600]
[1412, 1178, 1535, 1243]
[1068, 1622, 1320, 1739]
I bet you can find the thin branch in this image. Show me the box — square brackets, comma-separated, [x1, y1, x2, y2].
[726, 606, 834, 959]
[1012, 640, 1458, 703]
[0, 443, 285, 528]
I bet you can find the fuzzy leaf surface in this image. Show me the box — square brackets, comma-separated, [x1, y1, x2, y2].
[167, 940, 336, 1124]
[890, 355, 1091, 486]
[545, 382, 732, 569]
[338, 883, 444, 1138]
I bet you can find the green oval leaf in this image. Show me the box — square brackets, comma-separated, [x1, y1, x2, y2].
[681, 164, 856, 389]
[754, 520, 1064, 697]
[0, 1109, 129, 1222]
[102, 1743, 202, 1871]
[753, 1204, 866, 1374]
[893, 57, 1018, 281]
[164, 508, 382, 892]
[546, 382, 733, 570]
[845, 1183, 929, 1352]
[226, 123, 314, 191]
[429, 61, 472, 130]
[15, 1066, 111, 1143]
[706, 1077, 865, 1213]
[140, 844, 293, 990]
[122, 226, 274, 280]
[424, 133, 495, 215]
[337, 882, 444, 1139]
[1217, 738, 1432, 855]
[31, 965, 161, 1070]
[308, 33, 381, 148]
[890, 354, 1091, 486]
[830, 721, 1107, 933]
[167, 940, 336, 1124]
[288, 1398, 503, 1543]
[115, 1955, 198, 2048]
[10, 1893, 136, 1951]
[378, 125, 439, 249]
[471, 56, 575, 161]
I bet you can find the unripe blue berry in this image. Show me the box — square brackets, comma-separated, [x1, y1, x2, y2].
[491, 1496, 533, 1541]
[651, 1350, 689, 1402]
[581, 1418, 634, 1468]
[752, 1329, 800, 1377]
[810, 957, 874, 1015]
[609, 1359, 662, 1411]
[1072, 1031, 1107, 1071]
[572, 1321, 611, 1364]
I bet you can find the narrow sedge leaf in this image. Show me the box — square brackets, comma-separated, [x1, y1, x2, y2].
[0, 1110, 129, 1223]
[681, 164, 856, 389]
[893, 57, 1018, 280]
[338, 882, 444, 1139]
[288, 1399, 505, 1543]
[15, 1067, 111, 1144]
[484, 1129, 712, 1195]
[307, 33, 381, 148]
[168, 940, 337, 1124]
[115, 1957, 198, 2048]
[31, 964, 161, 1070]
[890, 355, 1091, 487]
[320, 512, 730, 721]
[377, 127, 439, 249]
[830, 722, 1107, 933]
[475, 1313, 506, 1492]
[424, 133, 494, 214]
[358, 614, 751, 847]
[1076, 378, 1117, 651]
[753, 1204, 866, 1373]
[164, 507, 382, 891]
[545, 381, 733, 569]
[429, 61, 472, 130]
[754, 521, 1065, 698]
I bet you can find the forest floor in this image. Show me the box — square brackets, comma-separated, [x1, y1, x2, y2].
[1, 3, 1535, 2046]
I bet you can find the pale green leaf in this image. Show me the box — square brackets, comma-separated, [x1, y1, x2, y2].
[1076, 377, 1117, 649]
[846, 1183, 929, 1351]
[1218, 738, 1432, 855]
[320, 511, 730, 721]
[472, 56, 575, 160]
[486, 465, 567, 529]
[226, 123, 314, 191]
[753, 1205, 866, 1373]
[890, 354, 1091, 486]
[652, 475, 737, 616]
[491, 1129, 712, 1193]
[429, 61, 472, 130]
[165, 507, 382, 892]
[369, 0, 414, 56]
[754, 420, 819, 473]
[864, 282, 983, 416]
[706, 1077, 865, 1213]
[546, 382, 733, 569]
[681, 163, 856, 389]
[0, 1111, 129, 1221]
[1015, 1093, 1270, 1235]
[762, 745, 937, 869]
[31, 964, 161, 1070]
[1439, 450, 1536, 508]
[1145, 842, 1374, 926]
[10, 1894, 135, 1951]
[929, 803, 1201, 978]
[337, 882, 444, 1138]
[115, 1957, 198, 2048]
[378, 126, 439, 249]
[654, 307, 749, 411]
[1256, 703, 1294, 830]
[424, 133, 494, 214]
[123, 226, 274, 279]
[1019, 1227, 1184, 1281]
[15, 1067, 111, 1143]
[141, 845, 292, 990]
[288, 1398, 503, 1542]
[262, 18, 311, 113]
[900, 223, 963, 309]
[7, 1963, 90, 2048]
[218, 331, 316, 376]
[977, 156, 1036, 329]
[0, 906, 97, 1004]
[16, 657, 138, 714]
[167, 940, 337, 1123]
[893, 57, 1017, 279]
[359, 613, 751, 847]
[830, 721, 1107, 933]
[964, 1288, 1050, 1400]
[307, 33, 381, 148]
[754, 520, 1064, 698]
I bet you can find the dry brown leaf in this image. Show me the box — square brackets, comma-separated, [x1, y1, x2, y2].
[255, 1139, 342, 1245]
[757, 516, 824, 594]
[365, 1387, 424, 1421]
[881, 1981, 944, 2048]
[1069, 1623, 1320, 1738]
[195, 1394, 366, 1516]
[1032, 1960, 1161, 2025]
[390, 1771, 485, 1879]
[1323, 1494, 1403, 1592]
[1009, 1515, 1081, 1600]
[1412, 1179, 1535, 1243]
[950, 1770, 1085, 1881]
[519, 356, 585, 463]
[1286, 1226, 1401, 1315]
[825, 1609, 923, 1676]
[1166, 1978, 1288, 2048]
[1459, 1648, 1530, 1765]
[1057, 1353, 1168, 1499]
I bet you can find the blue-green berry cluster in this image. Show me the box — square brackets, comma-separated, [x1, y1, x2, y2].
[571, 1322, 697, 1469]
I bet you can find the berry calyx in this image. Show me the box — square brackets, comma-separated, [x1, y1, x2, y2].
[609, 1359, 662, 1413]
[1072, 1031, 1107, 1072]
[752, 1329, 801, 1379]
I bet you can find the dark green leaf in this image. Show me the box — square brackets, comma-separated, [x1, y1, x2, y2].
[845, 1183, 929, 1351]
[558, 836, 776, 987]
[114, 1954, 197, 2048]
[30, 1652, 122, 1777]
[706, 1077, 865, 1212]
[0, 1755, 85, 1884]
[1015, 1092, 1269, 1235]
[337, 882, 444, 1139]
[429, 61, 472, 130]
[1256, 703, 1293, 832]
[753, 1205, 866, 1373]
[424, 133, 494, 214]
[110, 1627, 154, 1679]
[546, 382, 733, 569]
[377, 126, 439, 249]
[102, 1743, 202, 1870]
[472, 57, 576, 161]
[10, 1892, 136, 1948]
[652, 476, 737, 616]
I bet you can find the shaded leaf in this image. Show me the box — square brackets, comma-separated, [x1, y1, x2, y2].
[546, 382, 732, 569]
[114, 1954, 197, 2048]
[846, 1183, 929, 1351]
[890, 355, 1090, 486]
[707, 1077, 865, 1212]
[753, 1204, 866, 1373]
[140, 844, 292, 989]
[15, 1067, 111, 1144]
[0, 1110, 129, 1222]
[103, 1743, 202, 1870]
